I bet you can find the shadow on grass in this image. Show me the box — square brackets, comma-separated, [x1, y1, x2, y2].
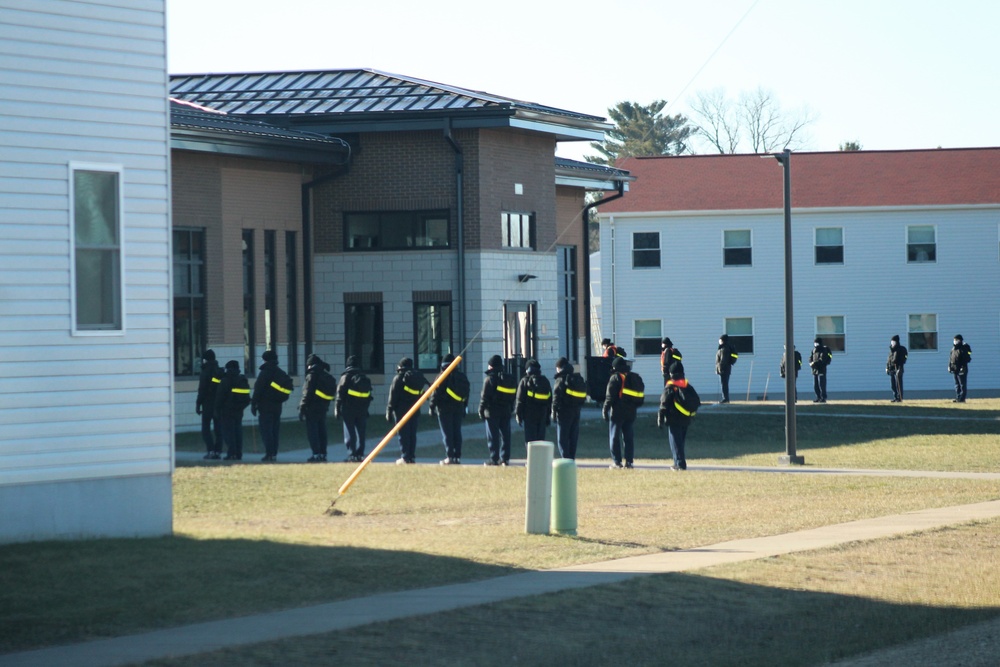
[151, 571, 1000, 667]
[573, 403, 1000, 464]
[0, 535, 523, 654]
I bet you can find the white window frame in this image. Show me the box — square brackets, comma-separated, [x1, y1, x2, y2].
[814, 226, 844, 265]
[906, 224, 937, 263]
[70, 162, 125, 336]
[816, 315, 846, 353]
[723, 229, 753, 267]
[633, 319, 662, 356]
[908, 313, 938, 351]
[631, 231, 661, 269]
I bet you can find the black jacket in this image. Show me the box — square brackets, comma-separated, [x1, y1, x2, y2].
[716, 342, 738, 374]
[809, 345, 832, 375]
[780, 351, 802, 378]
[479, 368, 514, 419]
[252, 360, 287, 414]
[658, 379, 693, 427]
[515, 370, 552, 423]
[299, 362, 336, 417]
[335, 365, 373, 418]
[215, 367, 250, 418]
[196, 358, 221, 414]
[551, 366, 582, 421]
[603, 371, 640, 423]
[387, 369, 428, 419]
[886, 344, 908, 373]
[429, 369, 469, 415]
[949, 343, 972, 374]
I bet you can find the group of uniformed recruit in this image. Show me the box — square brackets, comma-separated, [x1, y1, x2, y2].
[194, 332, 972, 467]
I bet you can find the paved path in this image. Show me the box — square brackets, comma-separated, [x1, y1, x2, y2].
[4, 496, 1000, 667]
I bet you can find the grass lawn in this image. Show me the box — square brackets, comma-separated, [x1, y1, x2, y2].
[2, 400, 998, 659]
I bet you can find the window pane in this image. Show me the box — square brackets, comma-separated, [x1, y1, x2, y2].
[908, 226, 935, 243]
[634, 320, 661, 337]
[634, 232, 659, 250]
[633, 249, 660, 268]
[423, 217, 449, 247]
[816, 315, 845, 335]
[634, 338, 661, 355]
[725, 317, 753, 336]
[908, 313, 938, 350]
[346, 303, 383, 373]
[415, 302, 451, 371]
[75, 248, 120, 327]
[346, 214, 378, 249]
[908, 243, 936, 262]
[815, 245, 844, 264]
[724, 230, 751, 248]
[74, 170, 118, 246]
[380, 212, 410, 248]
[815, 227, 843, 245]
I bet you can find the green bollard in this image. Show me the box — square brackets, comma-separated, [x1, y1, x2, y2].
[551, 457, 577, 535]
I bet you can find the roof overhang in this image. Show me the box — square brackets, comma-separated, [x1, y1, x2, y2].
[170, 128, 348, 165]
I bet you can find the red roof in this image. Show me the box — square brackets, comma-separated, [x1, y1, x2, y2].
[600, 148, 1000, 213]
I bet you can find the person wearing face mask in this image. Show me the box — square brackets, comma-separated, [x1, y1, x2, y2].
[808, 337, 832, 403]
[948, 335, 972, 402]
[715, 334, 738, 403]
[886, 335, 908, 402]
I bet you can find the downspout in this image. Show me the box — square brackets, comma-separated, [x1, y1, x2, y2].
[444, 121, 466, 351]
[581, 180, 625, 357]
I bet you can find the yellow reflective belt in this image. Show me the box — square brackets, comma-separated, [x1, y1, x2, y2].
[315, 390, 334, 401]
[566, 388, 587, 398]
[497, 385, 516, 394]
[528, 391, 550, 400]
[446, 387, 464, 402]
[671, 354, 682, 361]
[211, 376, 221, 384]
[730, 353, 739, 360]
[270, 381, 292, 395]
[621, 388, 644, 399]
[232, 387, 249, 394]
[347, 389, 370, 398]
[403, 385, 422, 395]
[674, 403, 692, 417]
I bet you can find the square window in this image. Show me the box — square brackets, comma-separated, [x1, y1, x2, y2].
[632, 232, 661, 268]
[908, 313, 938, 350]
[725, 317, 754, 353]
[724, 229, 752, 266]
[907, 225, 936, 263]
[817, 315, 846, 352]
[815, 227, 844, 264]
[502, 212, 535, 249]
[633, 319, 662, 355]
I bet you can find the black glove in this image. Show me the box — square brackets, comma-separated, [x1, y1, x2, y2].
[250, 405, 258, 417]
[386, 408, 393, 423]
[602, 408, 610, 422]
[478, 407, 486, 420]
[195, 403, 202, 416]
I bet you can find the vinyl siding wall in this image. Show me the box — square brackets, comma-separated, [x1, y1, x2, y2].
[0, 1, 172, 541]
[600, 206, 1000, 399]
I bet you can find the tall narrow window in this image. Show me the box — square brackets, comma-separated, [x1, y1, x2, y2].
[242, 230, 255, 373]
[414, 301, 452, 372]
[264, 230, 277, 352]
[634, 320, 662, 355]
[632, 232, 661, 268]
[345, 296, 383, 373]
[815, 227, 844, 264]
[71, 164, 123, 332]
[907, 225, 936, 263]
[557, 246, 578, 361]
[816, 315, 846, 352]
[285, 231, 298, 375]
[908, 313, 938, 350]
[723, 230, 752, 266]
[501, 212, 535, 249]
[724, 317, 755, 353]
[173, 229, 205, 376]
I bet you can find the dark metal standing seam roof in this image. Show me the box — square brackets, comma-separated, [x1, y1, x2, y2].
[169, 99, 351, 148]
[169, 68, 606, 124]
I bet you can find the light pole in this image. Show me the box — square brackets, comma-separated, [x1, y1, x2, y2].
[771, 149, 803, 465]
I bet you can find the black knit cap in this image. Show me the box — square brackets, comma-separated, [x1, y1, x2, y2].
[611, 357, 628, 372]
[262, 350, 278, 362]
[306, 354, 323, 368]
[488, 354, 503, 369]
[202, 349, 216, 361]
[661, 337, 672, 347]
[225, 360, 240, 371]
[398, 357, 413, 370]
[346, 355, 359, 368]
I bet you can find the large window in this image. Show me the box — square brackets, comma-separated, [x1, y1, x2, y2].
[264, 230, 277, 351]
[173, 229, 205, 376]
[816, 315, 846, 352]
[502, 211, 535, 249]
[345, 297, 383, 373]
[634, 320, 662, 356]
[723, 229, 752, 266]
[907, 225, 936, 263]
[344, 210, 449, 250]
[632, 232, 661, 268]
[815, 227, 844, 264]
[71, 164, 123, 333]
[414, 300, 452, 371]
[724, 317, 754, 354]
[557, 246, 578, 361]
[908, 313, 938, 350]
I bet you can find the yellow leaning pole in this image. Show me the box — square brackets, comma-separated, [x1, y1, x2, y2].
[336, 355, 463, 498]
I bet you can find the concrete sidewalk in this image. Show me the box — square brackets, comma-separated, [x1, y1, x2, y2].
[5, 498, 1000, 667]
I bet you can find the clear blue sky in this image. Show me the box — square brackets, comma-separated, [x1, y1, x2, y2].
[167, 0, 1000, 160]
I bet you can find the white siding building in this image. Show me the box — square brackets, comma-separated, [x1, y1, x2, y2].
[597, 149, 1000, 401]
[0, 1, 173, 541]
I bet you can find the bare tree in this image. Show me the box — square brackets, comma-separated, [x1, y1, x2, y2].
[689, 87, 815, 154]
